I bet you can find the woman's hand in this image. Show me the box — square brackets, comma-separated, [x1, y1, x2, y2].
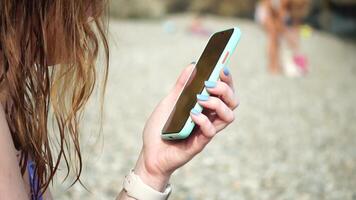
[134, 63, 239, 191]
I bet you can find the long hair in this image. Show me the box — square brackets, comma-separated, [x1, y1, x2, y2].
[0, 0, 109, 197]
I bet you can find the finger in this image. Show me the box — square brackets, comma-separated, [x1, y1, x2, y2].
[173, 62, 196, 93]
[204, 80, 239, 109]
[203, 111, 228, 131]
[186, 109, 224, 155]
[190, 109, 216, 140]
[197, 95, 235, 124]
[213, 118, 230, 132]
[219, 66, 235, 91]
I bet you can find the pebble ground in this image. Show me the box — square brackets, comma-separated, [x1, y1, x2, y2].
[52, 15, 356, 200]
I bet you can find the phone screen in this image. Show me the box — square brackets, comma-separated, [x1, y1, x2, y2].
[162, 28, 234, 134]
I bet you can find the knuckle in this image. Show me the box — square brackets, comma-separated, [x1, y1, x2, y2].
[223, 82, 230, 94]
[220, 100, 227, 112]
[205, 127, 216, 139]
[223, 107, 235, 123]
[228, 112, 235, 123]
[214, 82, 227, 94]
[231, 101, 238, 110]
[231, 97, 240, 109]
[202, 115, 210, 124]
[217, 82, 228, 94]
[210, 97, 220, 109]
[211, 125, 217, 134]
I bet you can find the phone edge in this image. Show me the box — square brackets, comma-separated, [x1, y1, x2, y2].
[161, 27, 242, 140]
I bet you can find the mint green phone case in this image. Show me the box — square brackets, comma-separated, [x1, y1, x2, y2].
[161, 27, 241, 140]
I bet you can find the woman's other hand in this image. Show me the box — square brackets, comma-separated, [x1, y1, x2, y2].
[134, 63, 239, 191]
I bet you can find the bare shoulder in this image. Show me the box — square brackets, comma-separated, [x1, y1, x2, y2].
[0, 103, 12, 145]
[0, 104, 28, 200]
[0, 103, 14, 167]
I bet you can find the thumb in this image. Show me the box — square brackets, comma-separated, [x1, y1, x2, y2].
[172, 63, 196, 94]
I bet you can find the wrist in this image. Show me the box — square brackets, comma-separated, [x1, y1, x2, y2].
[134, 152, 171, 192]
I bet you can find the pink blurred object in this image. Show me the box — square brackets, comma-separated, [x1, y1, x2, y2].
[188, 16, 212, 37]
[293, 54, 309, 75]
[188, 26, 212, 37]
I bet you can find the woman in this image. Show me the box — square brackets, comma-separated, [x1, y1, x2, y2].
[255, 0, 309, 74]
[0, 1, 238, 200]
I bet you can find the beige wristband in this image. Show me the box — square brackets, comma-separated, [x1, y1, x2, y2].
[123, 170, 172, 200]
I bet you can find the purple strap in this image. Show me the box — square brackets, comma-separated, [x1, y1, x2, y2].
[27, 159, 43, 200]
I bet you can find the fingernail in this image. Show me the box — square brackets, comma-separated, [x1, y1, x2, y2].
[197, 94, 209, 101]
[223, 66, 230, 76]
[190, 61, 196, 65]
[204, 81, 217, 88]
[191, 108, 200, 115]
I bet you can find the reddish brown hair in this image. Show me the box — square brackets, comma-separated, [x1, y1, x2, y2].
[0, 0, 109, 197]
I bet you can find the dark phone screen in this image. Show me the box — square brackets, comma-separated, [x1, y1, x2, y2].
[162, 28, 233, 134]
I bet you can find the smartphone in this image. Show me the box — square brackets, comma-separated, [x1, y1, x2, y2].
[161, 27, 241, 140]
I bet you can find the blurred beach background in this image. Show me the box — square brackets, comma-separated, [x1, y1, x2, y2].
[52, 0, 356, 199]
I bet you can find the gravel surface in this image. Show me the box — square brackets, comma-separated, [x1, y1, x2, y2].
[52, 15, 356, 200]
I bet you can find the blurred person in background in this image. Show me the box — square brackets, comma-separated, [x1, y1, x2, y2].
[0, 1, 238, 200]
[188, 14, 213, 37]
[255, 0, 310, 75]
